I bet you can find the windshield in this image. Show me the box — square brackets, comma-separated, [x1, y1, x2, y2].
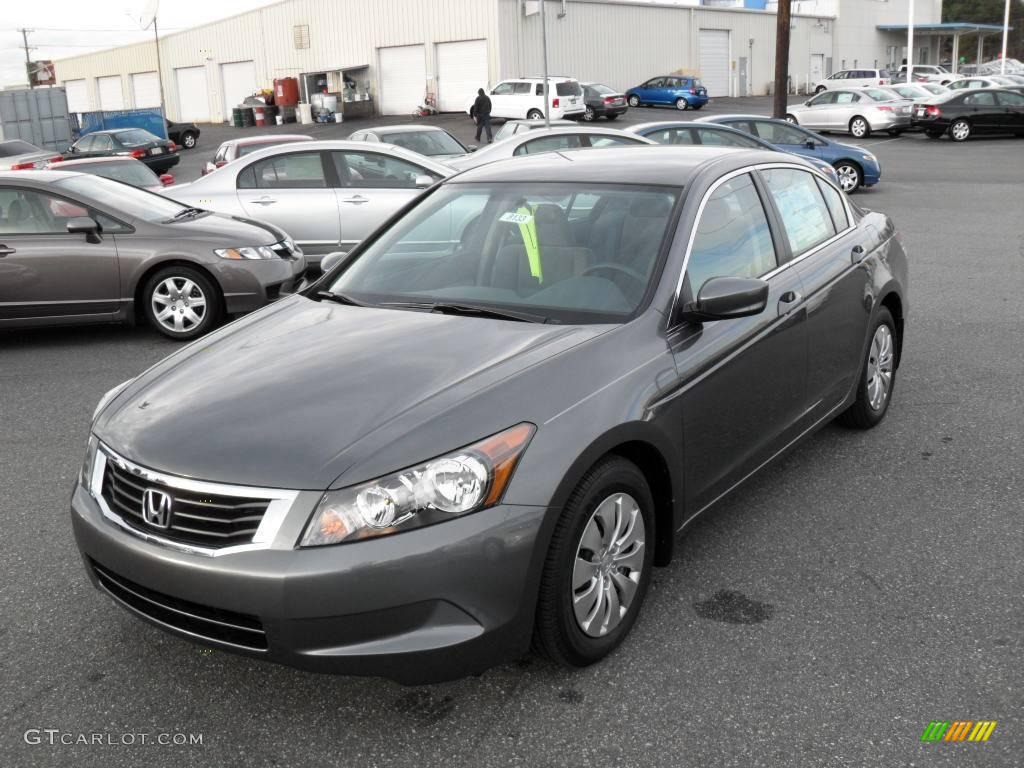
[53, 174, 188, 222]
[72, 160, 160, 188]
[328, 182, 680, 323]
[381, 130, 465, 156]
[0, 140, 42, 157]
[116, 129, 161, 147]
[864, 88, 897, 101]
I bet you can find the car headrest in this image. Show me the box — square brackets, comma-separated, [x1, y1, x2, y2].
[629, 194, 673, 218]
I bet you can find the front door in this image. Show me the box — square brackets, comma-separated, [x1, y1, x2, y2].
[801, 91, 836, 130]
[996, 90, 1024, 131]
[0, 185, 120, 322]
[669, 171, 807, 511]
[961, 91, 1001, 132]
[235, 150, 341, 255]
[331, 150, 441, 251]
[751, 119, 822, 159]
[488, 81, 517, 119]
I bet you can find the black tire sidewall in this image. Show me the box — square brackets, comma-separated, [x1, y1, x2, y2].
[846, 307, 897, 428]
[527, 109, 543, 120]
[142, 266, 220, 340]
[537, 457, 656, 666]
[628, 95, 640, 107]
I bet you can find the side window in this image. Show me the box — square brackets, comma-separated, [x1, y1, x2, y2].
[997, 91, 1024, 105]
[808, 92, 834, 106]
[646, 78, 665, 88]
[335, 151, 434, 189]
[815, 178, 849, 231]
[647, 128, 696, 145]
[491, 82, 515, 96]
[94, 135, 113, 151]
[685, 173, 777, 296]
[761, 168, 836, 256]
[214, 145, 228, 163]
[832, 71, 847, 80]
[696, 128, 757, 147]
[586, 135, 642, 147]
[723, 119, 756, 134]
[75, 135, 95, 151]
[240, 152, 326, 189]
[964, 92, 996, 106]
[0, 187, 87, 234]
[513, 134, 583, 155]
[512, 82, 532, 95]
[752, 121, 808, 144]
[835, 92, 859, 104]
[535, 83, 544, 96]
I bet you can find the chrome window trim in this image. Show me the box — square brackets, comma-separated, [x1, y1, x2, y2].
[671, 161, 855, 315]
[88, 442, 299, 558]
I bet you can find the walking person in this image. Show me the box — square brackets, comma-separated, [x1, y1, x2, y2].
[471, 88, 493, 143]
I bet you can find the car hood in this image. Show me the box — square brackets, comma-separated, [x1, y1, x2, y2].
[145, 210, 286, 244]
[94, 295, 608, 490]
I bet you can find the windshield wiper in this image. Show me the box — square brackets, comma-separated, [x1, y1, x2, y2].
[382, 300, 551, 324]
[316, 290, 371, 307]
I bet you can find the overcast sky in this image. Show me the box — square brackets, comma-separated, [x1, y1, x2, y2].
[0, 0, 278, 88]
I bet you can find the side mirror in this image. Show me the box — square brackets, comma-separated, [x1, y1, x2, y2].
[466, 145, 479, 152]
[319, 251, 349, 274]
[805, 99, 814, 106]
[414, 174, 435, 188]
[680, 276, 769, 323]
[66, 216, 101, 243]
[805, 139, 816, 149]
[159, 173, 174, 186]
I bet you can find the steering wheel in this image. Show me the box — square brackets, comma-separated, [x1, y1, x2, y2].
[581, 262, 648, 298]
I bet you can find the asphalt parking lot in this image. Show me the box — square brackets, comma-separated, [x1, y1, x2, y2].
[2, 98, 1022, 767]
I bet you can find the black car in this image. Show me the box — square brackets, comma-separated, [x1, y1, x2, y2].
[911, 88, 1024, 141]
[66, 129, 180, 173]
[580, 82, 628, 121]
[165, 119, 200, 149]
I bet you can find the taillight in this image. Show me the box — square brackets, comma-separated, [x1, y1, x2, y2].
[879, 79, 884, 85]
[925, 105, 941, 117]
[604, 96, 616, 104]
[10, 162, 35, 170]
[168, 142, 177, 151]
[877, 105, 893, 112]
[130, 149, 146, 159]
[690, 88, 697, 94]
[48, 155, 63, 163]
[552, 97, 559, 108]
[215, 160, 227, 167]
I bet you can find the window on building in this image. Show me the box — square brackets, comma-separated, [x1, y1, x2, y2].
[293, 24, 310, 50]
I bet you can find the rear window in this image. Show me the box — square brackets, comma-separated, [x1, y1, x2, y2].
[879, 70, 891, 78]
[0, 140, 41, 157]
[588, 84, 617, 95]
[116, 129, 161, 147]
[556, 81, 582, 96]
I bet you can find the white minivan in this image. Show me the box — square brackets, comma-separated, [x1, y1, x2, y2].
[813, 68, 892, 93]
[467, 77, 586, 120]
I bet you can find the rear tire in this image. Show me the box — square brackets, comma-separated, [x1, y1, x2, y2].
[605, 113, 619, 121]
[628, 94, 640, 107]
[582, 105, 596, 122]
[837, 308, 897, 429]
[949, 119, 971, 142]
[142, 266, 221, 341]
[849, 116, 871, 138]
[527, 108, 544, 120]
[180, 131, 198, 149]
[887, 128, 904, 137]
[533, 456, 655, 668]
[674, 98, 689, 111]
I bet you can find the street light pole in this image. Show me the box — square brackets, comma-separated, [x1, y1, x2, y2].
[1000, 0, 1011, 74]
[907, 0, 915, 83]
[153, 14, 168, 128]
[540, 0, 551, 128]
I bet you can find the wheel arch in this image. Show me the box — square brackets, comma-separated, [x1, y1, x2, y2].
[878, 289, 905, 368]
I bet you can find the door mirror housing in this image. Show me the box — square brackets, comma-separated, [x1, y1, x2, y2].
[159, 173, 175, 186]
[679, 276, 769, 323]
[805, 139, 816, 149]
[66, 216, 101, 243]
[414, 174, 435, 188]
[466, 144, 479, 152]
[319, 251, 350, 274]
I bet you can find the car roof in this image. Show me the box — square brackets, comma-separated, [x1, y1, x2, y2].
[695, 114, 787, 123]
[53, 156, 144, 167]
[0, 169, 82, 183]
[196, 139, 456, 176]
[358, 124, 448, 135]
[451, 145, 775, 185]
[223, 134, 313, 147]
[504, 118, 576, 126]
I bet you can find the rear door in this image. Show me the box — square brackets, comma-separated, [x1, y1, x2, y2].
[332, 150, 442, 250]
[961, 91, 1001, 131]
[235, 150, 340, 254]
[0, 185, 120, 322]
[830, 91, 862, 130]
[995, 90, 1024, 131]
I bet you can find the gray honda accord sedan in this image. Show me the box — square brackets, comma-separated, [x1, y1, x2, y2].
[0, 171, 305, 339]
[72, 147, 907, 683]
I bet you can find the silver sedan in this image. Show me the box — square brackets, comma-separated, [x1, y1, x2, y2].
[787, 88, 914, 137]
[444, 127, 655, 171]
[167, 140, 453, 271]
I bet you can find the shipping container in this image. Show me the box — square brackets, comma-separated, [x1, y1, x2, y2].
[0, 87, 72, 152]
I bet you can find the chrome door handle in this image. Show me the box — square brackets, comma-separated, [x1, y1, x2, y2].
[251, 196, 277, 206]
[851, 244, 866, 263]
[341, 195, 369, 205]
[0, 246, 14, 257]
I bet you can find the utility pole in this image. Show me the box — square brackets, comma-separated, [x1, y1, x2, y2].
[153, 16, 167, 120]
[907, 0, 915, 84]
[1000, 0, 1010, 74]
[540, 0, 551, 128]
[772, 0, 791, 118]
[19, 28, 35, 89]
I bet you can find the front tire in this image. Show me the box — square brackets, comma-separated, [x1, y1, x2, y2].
[142, 266, 221, 340]
[605, 113, 619, 121]
[180, 131, 198, 149]
[887, 128, 904, 137]
[534, 456, 655, 667]
[926, 129, 944, 139]
[837, 308, 897, 429]
[674, 97, 689, 111]
[815, 85, 827, 94]
[527, 108, 544, 120]
[785, 113, 799, 124]
[849, 116, 871, 138]
[627, 94, 640, 107]
[949, 119, 971, 142]
[833, 161, 862, 193]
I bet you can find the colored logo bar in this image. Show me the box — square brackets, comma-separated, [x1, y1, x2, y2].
[920, 721, 997, 742]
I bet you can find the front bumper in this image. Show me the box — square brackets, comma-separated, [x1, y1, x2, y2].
[71, 481, 548, 684]
[218, 255, 307, 314]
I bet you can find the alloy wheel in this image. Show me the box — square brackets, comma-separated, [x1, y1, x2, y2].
[850, 118, 868, 138]
[950, 120, 971, 141]
[572, 492, 646, 638]
[582, 106, 595, 122]
[183, 133, 196, 148]
[835, 163, 860, 193]
[151, 277, 208, 333]
[675, 98, 688, 111]
[628, 95, 639, 107]
[866, 324, 894, 411]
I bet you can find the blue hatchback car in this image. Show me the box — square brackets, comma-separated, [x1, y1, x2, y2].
[696, 114, 881, 193]
[626, 76, 709, 110]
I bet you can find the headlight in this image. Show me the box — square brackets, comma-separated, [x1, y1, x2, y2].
[284, 236, 302, 256]
[80, 435, 99, 488]
[863, 153, 877, 163]
[214, 245, 278, 260]
[301, 423, 535, 546]
[92, 379, 134, 421]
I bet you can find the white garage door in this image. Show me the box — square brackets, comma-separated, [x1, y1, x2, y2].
[699, 29, 731, 97]
[221, 60, 256, 123]
[175, 66, 209, 122]
[97, 76, 125, 111]
[63, 79, 88, 113]
[131, 71, 160, 108]
[379, 45, 426, 115]
[436, 40, 488, 113]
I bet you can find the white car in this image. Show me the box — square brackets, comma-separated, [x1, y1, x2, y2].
[467, 77, 586, 120]
[787, 88, 913, 137]
[947, 75, 1019, 91]
[167, 140, 453, 271]
[445, 127, 654, 172]
[813, 68, 892, 93]
[896, 65, 956, 85]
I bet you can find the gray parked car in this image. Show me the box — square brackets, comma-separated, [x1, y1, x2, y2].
[0, 171, 305, 340]
[168, 140, 453, 272]
[445, 126, 655, 171]
[0, 139, 61, 170]
[347, 124, 475, 161]
[73, 147, 907, 683]
[787, 88, 914, 137]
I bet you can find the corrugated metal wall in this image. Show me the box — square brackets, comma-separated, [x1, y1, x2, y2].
[498, 0, 835, 96]
[55, 0, 502, 122]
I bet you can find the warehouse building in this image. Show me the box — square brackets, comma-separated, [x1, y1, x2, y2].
[54, 0, 943, 123]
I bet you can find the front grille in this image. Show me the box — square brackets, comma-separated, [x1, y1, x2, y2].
[270, 240, 297, 259]
[91, 560, 268, 651]
[101, 458, 270, 549]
